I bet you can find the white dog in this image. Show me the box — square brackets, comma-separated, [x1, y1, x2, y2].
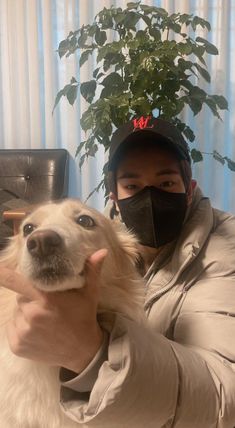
[0, 199, 144, 428]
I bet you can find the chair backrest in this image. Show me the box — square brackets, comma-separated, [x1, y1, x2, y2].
[0, 149, 69, 203]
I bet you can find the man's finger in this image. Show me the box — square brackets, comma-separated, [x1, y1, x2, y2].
[83, 249, 108, 296]
[0, 265, 44, 301]
[86, 249, 108, 276]
[84, 249, 108, 294]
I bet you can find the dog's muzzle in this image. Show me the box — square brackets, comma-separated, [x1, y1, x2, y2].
[26, 229, 75, 285]
[27, 230, 63, 258]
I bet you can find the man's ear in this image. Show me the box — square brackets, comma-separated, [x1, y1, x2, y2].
[109, 191, 117, 202]
[108, 192, 119, 219]
[187, 179, 197, 206]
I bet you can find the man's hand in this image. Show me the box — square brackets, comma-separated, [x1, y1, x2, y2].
[0, 249, 107, 374]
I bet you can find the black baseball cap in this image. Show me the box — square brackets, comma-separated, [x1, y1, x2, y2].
[108, 116, 191, 170]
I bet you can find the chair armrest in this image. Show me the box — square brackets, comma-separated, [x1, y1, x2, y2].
[3, 205, 37, 234]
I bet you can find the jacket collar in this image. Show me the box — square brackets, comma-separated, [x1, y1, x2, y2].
[144, 186, 214, 305]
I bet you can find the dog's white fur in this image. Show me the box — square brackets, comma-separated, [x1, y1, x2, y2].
[0, 199, 144, 428]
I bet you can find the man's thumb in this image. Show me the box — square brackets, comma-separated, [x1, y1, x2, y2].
[85, 248, 108, 277]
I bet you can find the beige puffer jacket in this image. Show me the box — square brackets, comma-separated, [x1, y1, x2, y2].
[61, 187, 235, 428]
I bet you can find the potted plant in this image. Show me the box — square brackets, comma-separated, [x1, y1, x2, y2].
[54, 1, 232, 196]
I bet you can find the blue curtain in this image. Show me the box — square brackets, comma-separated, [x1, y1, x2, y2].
[0, 0, 234, 212]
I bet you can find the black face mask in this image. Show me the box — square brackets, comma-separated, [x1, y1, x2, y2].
[117, 186, 187, 248]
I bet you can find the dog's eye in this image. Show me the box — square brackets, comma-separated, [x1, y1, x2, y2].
[23, 223, 36, 237]
[76, 215, 95, 228]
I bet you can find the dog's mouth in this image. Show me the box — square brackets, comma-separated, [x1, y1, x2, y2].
[32, 267, 71, 284]
[27, 255, 84, 288]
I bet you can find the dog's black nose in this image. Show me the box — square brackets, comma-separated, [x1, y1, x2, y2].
[27, 230, 62, 257]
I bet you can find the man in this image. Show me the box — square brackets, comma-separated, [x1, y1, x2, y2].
[1, 116, 235, 427]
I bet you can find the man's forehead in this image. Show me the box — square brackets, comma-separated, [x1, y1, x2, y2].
[117, 168, 181, 180]
[114, 144, 183, 186]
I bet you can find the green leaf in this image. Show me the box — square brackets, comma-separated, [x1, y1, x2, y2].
[170, 23, 181, 33]
[127, 2, 140, 9]
[210, 95, 228, 110]
[191, 148, 203, 163]
[103, 52, 125, 72]
[77, 31, 88, 48]
[52, 81, 77, 113]
[80, 80, 96, 103]
[204, 43, 218, 55]
[68, 35, 77, 54]
[196, 37, 218, 55]
[108, 93, 130, 107]
[178, 41, 193, 55]
[84, 178, 105, 203]
[177, 58, 195, 73]
[188, 97, 203, 115]
[139, 4, 156, 13]
[183, 127, 195, 142]
[224, 157, 235, 171]
[96, 72, 105, 80]
[79, 49, 93, 67]
[87, 23, 98, 37]
[87, 143, 98, 157]
[140, 5, 167, 17]
[192, 16, 211, 31]
[58, 39, 70, 58]
[101, 72, 124, 88]
[180, 79, 194, 91]
[193, 63, 211, 83]
[130, 96, 152, 115]
[66, 84, 78, 105]
[93, 67, 100, 78]
[205, 98, 221, 119]
[96, 45, 110, 63]
[141, 14, 152, 26]
[149, 27, 161, 40]
[95, 28, 107, 46]
[192, 45, 206, 66]
[79, 153, 87, 168]
[173, 119, 195, 143]
[178, 13, 193, 25]
[98, 9, 113, 29]
[75, 140, 87, 157]
[213, 150, 225, 165]
[101, 72, 125, 98]
[113, 11, 126, 24]
[52, 89, 65, 113]
[80, 110, 94, 131]
[123, 11, 140, 30]
[190, 85, 207, 100]
[136, 29, 147, 42]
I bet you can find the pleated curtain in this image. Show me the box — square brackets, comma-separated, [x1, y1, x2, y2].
[0, 0, 234, 212]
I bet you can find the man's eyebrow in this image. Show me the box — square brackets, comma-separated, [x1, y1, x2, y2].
[155, 168, 180, 176]
[117, 169, 180, 180]
[117, 172, 140, 180]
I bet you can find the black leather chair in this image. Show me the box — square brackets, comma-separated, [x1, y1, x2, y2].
[0, 149, 69, 203]
[0, 149, 69, 247]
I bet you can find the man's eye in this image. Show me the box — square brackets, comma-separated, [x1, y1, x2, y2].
[125, 184, 138, 190]
[23, 223, 36, 237]
[159, 181, 174, 188]
[76, 215, 95, 228]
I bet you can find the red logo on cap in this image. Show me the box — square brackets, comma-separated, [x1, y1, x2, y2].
[132, 116, 153, 130]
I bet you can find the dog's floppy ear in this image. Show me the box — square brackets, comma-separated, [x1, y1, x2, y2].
[112, 220, 140, 265]
[0, 235, 21, 269]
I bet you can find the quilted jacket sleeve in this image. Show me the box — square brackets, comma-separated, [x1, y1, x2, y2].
[170, 275, 235, 428]
[60, 311, 232, 428]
